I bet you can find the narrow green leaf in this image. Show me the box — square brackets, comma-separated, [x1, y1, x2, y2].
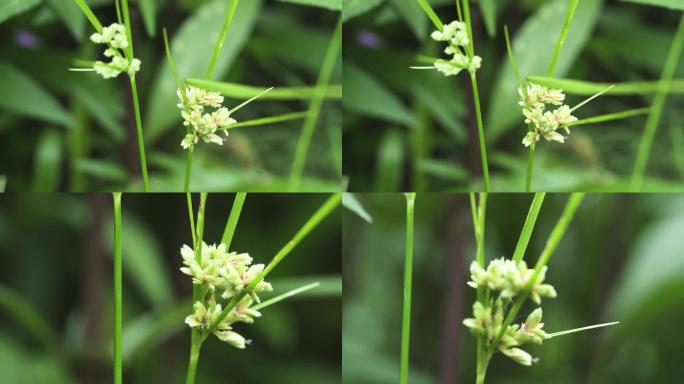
[46, 0, 85, 40]
[528, 76, 684, 95]
[0, 61, 72, 127]
[138, 0, 157, 37]
[342, 193, 373, 223]
[225, 111, 309, 130]
[32, 130, 63, 192]
[0, 176, 5, 192]
[390, 0, 427, 39]
[479, 0, 497, 37]
[275, 0, 341, 10]
[0, 284, 58, 351]
[342, 0, 384, 22]
[374, 129, 404, 191]
[0, 0, 41, 23]
[252, 282, 321, 311]
[75, 159, 128, 182]
[145, 0, 262, 143]
[186, 79, 341, 100]
[415, 159, 468, 182]
[511, 193, 545, 263]
[566, 108, 651, 127]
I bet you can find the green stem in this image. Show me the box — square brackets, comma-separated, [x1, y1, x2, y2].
[128, 76, 150, 192]
[491, 193, 584, 351]
[207, 194, 341, 337]
[512, 193, 545, 262]
[525, 144, 535, 192]
[221, 192, 247, 247]
[475, 353, 489, 384]
[251, 282, 320, 311]
[112, 193, 122, 384]
[184, 149, 193, 193]
[186, 193, 196, 245]
[470, 73, 490, 192]
[205, 0, 240, 80]
[399, 193, 416, 384]
[289, 17, 342, 191]
[186, 193, 207, 384]
[546, 0, 580, 77]
[631, 14, 684, 191]
[415, 0, 443, 30]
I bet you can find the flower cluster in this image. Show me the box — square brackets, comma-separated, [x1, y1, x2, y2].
[181, 242, 272, 348]
[467, 258, 557, 304]
[177, 86, 236, 150]
[430, 21, 482, 76]
[518, 83, 577, 147]
[89, 23, 141, 79]
[463, 257, 556, 365]
[464, 300, 549, 366]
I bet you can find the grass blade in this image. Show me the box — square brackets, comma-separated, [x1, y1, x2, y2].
[400, 193, 416, 384]
[224, 111, 310, 130]
[511, 193, 546, 263]
[565, 108, 651, 127]
[221, 193, 247, 248]
[252, 282, 320, 311]
[205, 0, 240, 80]
[186, 79, 342, 100]
[527, 76, 684, 95]
[414, 0, 443, 30]
[546, 0, 580, 76]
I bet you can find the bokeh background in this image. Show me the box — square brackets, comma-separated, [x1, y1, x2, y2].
[343, 0, 684, 192]
[343, 193, 684, 383]
[0, 193, 341, 383]
[0, 0, 341, 192]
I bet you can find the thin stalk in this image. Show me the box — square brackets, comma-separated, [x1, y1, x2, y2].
[73, 0, 103, 32]
[184, 150, 193, 193]
[128, 76, 150, 191]
[469, 192, 488, 384]
[525, 144, 535, 192]
[186, 193, 196, 246]
[415, 0, 444, 30]
[470, 73, 491, 191]
[399, 193, 416, 384]
[512, 193, 546, 262]
[205, 0, 240, 80]
[223, 111, 310, 130]
[288, 17, 342, 191]
[491, 193, 584, 352]
[631, 14, 684, 191]
[206, 194, 341, 337]
[221, 193, 247, 248]
[186, 193, 208, 384]
[565, 108, 651, 127]
[112, 193, 122, 384]
[251, 282, 320, 311]
[546, 0, 580, 77]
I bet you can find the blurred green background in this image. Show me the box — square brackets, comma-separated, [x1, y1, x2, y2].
[343, 193, 684, 383]
[343, 0, 684, 192]
[0, 0, 341, 192]
[0, 193, 341, 383]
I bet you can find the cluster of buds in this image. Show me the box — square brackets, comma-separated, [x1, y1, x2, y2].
[519, 83, 577, 147]
[430, 21, 482, 76]
[181, 242, 272, 348]
[463, 257, 556, 365]
[89, 23, 140, 79]
[467, 258, 557, 304]
[464, 300, 549, 366]
[177, 86, 236, 150]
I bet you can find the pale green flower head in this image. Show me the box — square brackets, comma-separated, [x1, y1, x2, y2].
[518, 83, 577, 147]
[177, 85, 240, 150]
[87, 23, 140, 79]
[413, 20, 481, 77]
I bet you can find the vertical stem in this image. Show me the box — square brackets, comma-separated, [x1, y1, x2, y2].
[186, 193, 208, 384]
[112, 193, 122, 384]
[221, 193, 247, 247]
[525, 144, 535, 192]
[289, 17, 342, 191]
[400, 193, 416, 384]
[205, 0, 240, 80]
[184, 149, 194, 193]
[470, 73, 490, 191]
[631, 14, 684, 191]
[128, 76, 150, 191]
[546, 0, 580, 77]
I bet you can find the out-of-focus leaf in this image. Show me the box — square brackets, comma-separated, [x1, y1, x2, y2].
[343, 193, 373, 223]
[46, 0, 84, 40]
[0, 334, 70, 384]
[145, 0, 262, 143]
[267, 275, 342, 297]
[487, 0, 602, 142]
[342, 0, 384, 22]
[389, 0, 427, 39]
[31, 130, 62, 192]
[479, 0, 497, 37]
[620, 0, 684, 10]
[0, 176, 5, 192]
[138, 0, 157, 37]
[528, 76, 684, 95]
[186, 79, 342, 100]
[415, 158, 467, 182]
[609, 199, 684, 320]
[0, 0, 41, 23]
[0, 284, 58, 350]
[122, 299, 190, 362]
[344, 62, 414, 126]
[75, 159, 128, 182]
[104, 212, 174, 307]
[0, 61, 72, 127]
[374, 129, 404, 191]
[71, 83, 125, 142]
[275, 0, 341, 10]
